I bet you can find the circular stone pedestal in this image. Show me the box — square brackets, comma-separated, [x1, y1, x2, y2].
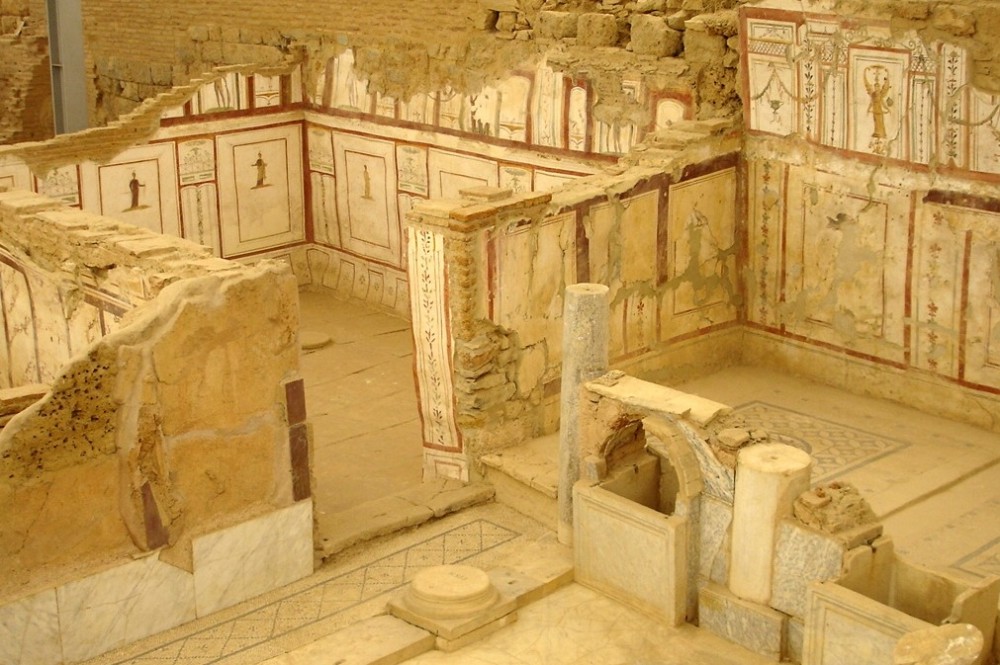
[300, 330, 332, 350]
[404, 565, 499, 620]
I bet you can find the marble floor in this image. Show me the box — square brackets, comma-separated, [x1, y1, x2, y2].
[79, 291, 1000, 665]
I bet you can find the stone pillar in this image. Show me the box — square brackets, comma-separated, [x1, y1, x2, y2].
[729, 443, 812, 604]
[558, 283, 609, 545]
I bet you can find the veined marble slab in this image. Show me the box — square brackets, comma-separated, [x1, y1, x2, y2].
[698, 582, 785, 661]
[699, 494, 732, 586]
[57, 553, 196, 662]
[574, 483, 687, 626]
[193, 500, 313, 616]
[0, 588, 61, 665]
[771, 521, 846, 618]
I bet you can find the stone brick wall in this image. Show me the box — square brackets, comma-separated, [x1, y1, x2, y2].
[0, 0, 53, 144]
[80, 0, 486, 125]
[76, 0, 747, 132]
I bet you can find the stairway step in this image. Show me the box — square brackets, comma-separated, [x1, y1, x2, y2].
[261, 614, 433, 665]
[480, 434, 560, 530]
[480, 433, 559, 498]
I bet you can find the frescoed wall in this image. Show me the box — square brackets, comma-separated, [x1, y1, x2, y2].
[742, 0, 1000, 420]
[316, 51, 693, 157]
[0, 245, 129, 389]
[0, 56, 611, 318]
[744, 3, 1000, 175]
[300, 106, 600, 314]
[406, 150, 743, 479]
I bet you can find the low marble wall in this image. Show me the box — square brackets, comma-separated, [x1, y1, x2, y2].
[803, 582, 931, 665]
[574, 483, 688, 626]
[800, 547, 999, 665]
[0, 501, 312, 665]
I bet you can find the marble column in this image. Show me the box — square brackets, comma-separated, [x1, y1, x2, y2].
[558, 283, 609, 545]
[729, 443, 812, 604]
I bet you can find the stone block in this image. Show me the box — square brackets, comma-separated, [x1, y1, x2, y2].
[577, 12, 619, 47]
[698, 582, 785, 661]
[683, 19, 726, 64]
[471, 9, 499, 31]
[701, 9, 738, 37]
[486, 542, 574, 607]
[630, 15, 682, 57]
[699, 493, 731, 585]
[536, 11, 577, 39]
[496, 11, 517, 32]
[436, 613, 518, 652]
[634, 0, 664, 12]
[667, 9, 693, 30]
[771, 520, 847, 618]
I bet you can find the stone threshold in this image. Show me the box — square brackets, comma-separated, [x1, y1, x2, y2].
[480, 433, 559, 499]
[318, 479, 496, 561]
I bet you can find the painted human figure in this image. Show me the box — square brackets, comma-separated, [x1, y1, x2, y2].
[127, 171, 144, 210]
[362, 164, 372, 199]
[252, 152, 267, 188]
[864, 65, 892, 139]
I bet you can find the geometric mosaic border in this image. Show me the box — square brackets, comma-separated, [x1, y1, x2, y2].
[734, 401, 911, 483]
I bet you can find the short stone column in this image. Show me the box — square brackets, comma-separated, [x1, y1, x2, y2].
[558, 283, 609, 545]
[729, 443, 812, 604]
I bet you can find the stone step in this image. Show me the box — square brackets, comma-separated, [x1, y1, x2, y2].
[480, 433, 559, 530]
[318, 479, 495, 560]
[260, 614, 434, 665]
